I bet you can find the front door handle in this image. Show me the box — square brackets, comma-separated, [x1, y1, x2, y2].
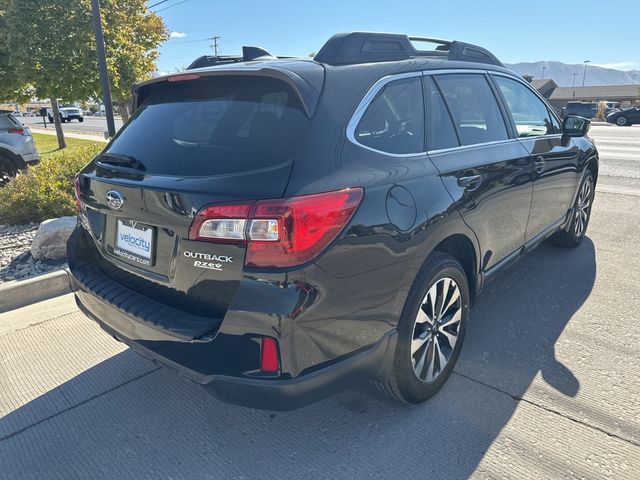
[457, 174, 483, 191]
[534, 156, 545, 174]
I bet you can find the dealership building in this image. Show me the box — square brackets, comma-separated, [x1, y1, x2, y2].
[531, 79, 639, 110]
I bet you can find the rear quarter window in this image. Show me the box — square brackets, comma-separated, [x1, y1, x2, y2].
[104, 76, 309, 176]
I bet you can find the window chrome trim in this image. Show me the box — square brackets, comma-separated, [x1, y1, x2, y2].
[427, 138, 520, 155]
[345, 71, 426, 158]
[345, 67, 562, 157]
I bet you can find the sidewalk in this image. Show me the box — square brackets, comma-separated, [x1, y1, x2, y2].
[29, 127, 108, 142]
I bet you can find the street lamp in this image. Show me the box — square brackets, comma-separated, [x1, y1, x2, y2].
[542, 66, 547, 79]
[582, 60, 591, 87]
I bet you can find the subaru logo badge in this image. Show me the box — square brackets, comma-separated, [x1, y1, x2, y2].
[105, 190, 124, 210]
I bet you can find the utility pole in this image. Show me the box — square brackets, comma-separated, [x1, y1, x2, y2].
[542, 66, 547, 80]
[633, 74, 638, 85]
[582, 60, 591, 87]
[211, 36, 220, 57]
[572, 72, 578, 87]
[91, 0, 116, 138]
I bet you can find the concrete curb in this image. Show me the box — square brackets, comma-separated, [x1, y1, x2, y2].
[0, 269, 73, 313]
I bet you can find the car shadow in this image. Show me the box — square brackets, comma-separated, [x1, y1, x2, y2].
[0, 239, 596, 479]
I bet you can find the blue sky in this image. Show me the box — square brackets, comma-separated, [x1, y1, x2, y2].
[153, 0, 640, 73]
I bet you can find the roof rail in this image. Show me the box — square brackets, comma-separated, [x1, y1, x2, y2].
[313, 32, 503, 67]
[187, 46, 278, 70]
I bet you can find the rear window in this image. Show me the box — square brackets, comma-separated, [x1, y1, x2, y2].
[0, 113, 19, 129]
[105, 76, 309, 176]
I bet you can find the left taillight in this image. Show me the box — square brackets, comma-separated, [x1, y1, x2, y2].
[188, 188, 364, 268]
[8, 127, 25, 135]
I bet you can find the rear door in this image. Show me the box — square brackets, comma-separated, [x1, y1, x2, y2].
[77, 75, 310, 326]
[425, 73, 533, 271]
[491, 74, 579, 241]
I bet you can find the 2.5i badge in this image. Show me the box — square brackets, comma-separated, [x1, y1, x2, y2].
[183, 251, 233, 271]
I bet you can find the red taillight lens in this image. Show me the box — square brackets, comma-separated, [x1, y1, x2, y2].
[246, 189, 363, 268]
[260, 337, 280, 373]
[8, 127, 25, 135]
[188, 188, 363, 268]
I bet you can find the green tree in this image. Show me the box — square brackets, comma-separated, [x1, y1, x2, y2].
[102, 0, 168, 122]
[0, 1, 31, 103]
[3, 0, 167, 146]
[5, 0, 98, 148]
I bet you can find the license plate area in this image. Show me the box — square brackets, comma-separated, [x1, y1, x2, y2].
[113, 219, 155, 267]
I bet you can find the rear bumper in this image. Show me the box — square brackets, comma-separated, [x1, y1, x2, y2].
[75, 292, 396, 410]
[20, 151, 40, 165]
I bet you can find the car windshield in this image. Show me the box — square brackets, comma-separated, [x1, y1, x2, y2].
[105, 76, 310, 177]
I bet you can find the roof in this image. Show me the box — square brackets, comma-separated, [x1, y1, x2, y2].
[531, 79, 558, 90]
[550, 84, 640, 101]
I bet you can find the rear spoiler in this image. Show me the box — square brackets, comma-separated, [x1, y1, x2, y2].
[132, 62, 324, 118]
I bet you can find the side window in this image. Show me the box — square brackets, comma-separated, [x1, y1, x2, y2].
[354, 77, 425, 154]
[424, 77, 459, 151]
[434, 74, 509, 146]
[494, 76, 556, 137]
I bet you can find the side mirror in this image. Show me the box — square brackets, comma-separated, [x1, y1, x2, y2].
[562, 115, 590, 137]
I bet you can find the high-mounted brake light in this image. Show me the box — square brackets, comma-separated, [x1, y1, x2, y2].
[188, 188, 364, 268]
[167, 73, 201, 82]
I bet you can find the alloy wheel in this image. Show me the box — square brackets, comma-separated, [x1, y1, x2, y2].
[411, 277, 462, 383]
[616, 116, 627, 126]
[0, 161, 15, 187]
[575, 176, 593, 238]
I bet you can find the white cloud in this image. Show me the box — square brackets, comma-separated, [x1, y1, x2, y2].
[593, 62, 640, 71]
[169, 32, 187, 39]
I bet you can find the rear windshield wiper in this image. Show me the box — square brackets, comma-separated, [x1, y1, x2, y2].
[96, 153, 146, 172]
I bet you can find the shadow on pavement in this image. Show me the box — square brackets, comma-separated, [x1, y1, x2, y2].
[0, 239, 597, 479]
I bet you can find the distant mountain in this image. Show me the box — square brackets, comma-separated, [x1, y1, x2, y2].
[505, 61, 640, 87]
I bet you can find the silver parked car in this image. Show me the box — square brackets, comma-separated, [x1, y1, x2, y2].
[0, 110, 40, 186]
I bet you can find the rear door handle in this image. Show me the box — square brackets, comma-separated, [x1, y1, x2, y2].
[457, 174, 483, 191]
[533, 155, 545, 174]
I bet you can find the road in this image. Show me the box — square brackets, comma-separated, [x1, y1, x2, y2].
[1, 126, 639, 479]
[21, 115, 124, 136]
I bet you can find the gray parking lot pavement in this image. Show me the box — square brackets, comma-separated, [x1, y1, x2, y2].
[1, 186, 639, 479]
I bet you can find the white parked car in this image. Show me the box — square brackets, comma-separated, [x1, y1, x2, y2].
[47, 105, 84, 123]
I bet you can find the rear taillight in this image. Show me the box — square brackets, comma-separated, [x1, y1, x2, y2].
[260, 337, 280, 373]
[8, 127, 25, 135]
[188, 188, 363, 268]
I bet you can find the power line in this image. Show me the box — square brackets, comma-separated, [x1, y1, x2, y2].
[148, 0, 171, 8]
[156, 0, 190, 12]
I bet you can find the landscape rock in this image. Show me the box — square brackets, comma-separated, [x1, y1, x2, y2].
[30, 216, 77, 261]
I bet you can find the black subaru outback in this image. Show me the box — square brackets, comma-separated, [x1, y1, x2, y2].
[68, 32, 598, 410]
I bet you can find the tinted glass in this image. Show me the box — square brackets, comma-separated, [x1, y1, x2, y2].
[494, 76, 556, 137]
[434, 74, 508, 146]
[106, 76, 309, 176]
[0, 114, 16, 129]
[354, 77, 425, 154]
[424, 77, 459, 151]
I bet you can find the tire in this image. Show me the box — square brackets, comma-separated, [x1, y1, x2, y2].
[373, 252, 470, 403]
[615, 116, 628, 126]
[47, 116, 53, 123]
[0, 156, 18, 187]
[79, 117, 84, 123]
[550, 171, 595, 247]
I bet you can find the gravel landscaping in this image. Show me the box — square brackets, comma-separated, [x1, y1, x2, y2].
[0, 223, 67, 283]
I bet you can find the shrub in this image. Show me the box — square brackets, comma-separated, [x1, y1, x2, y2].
[0, 144, 102, 224]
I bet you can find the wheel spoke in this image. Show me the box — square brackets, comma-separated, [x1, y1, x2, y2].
[424, 341, 436, 381]
[411, 333, 430, 355]
[441, 283, 460, 318]
[439, 308, 462, 329]
[415, 306, 434, 326]
[435, 278, 449, 320]
[414, 338, 430, 379]
[439, 328, 458, 349]
[434, 337, 447, 374]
